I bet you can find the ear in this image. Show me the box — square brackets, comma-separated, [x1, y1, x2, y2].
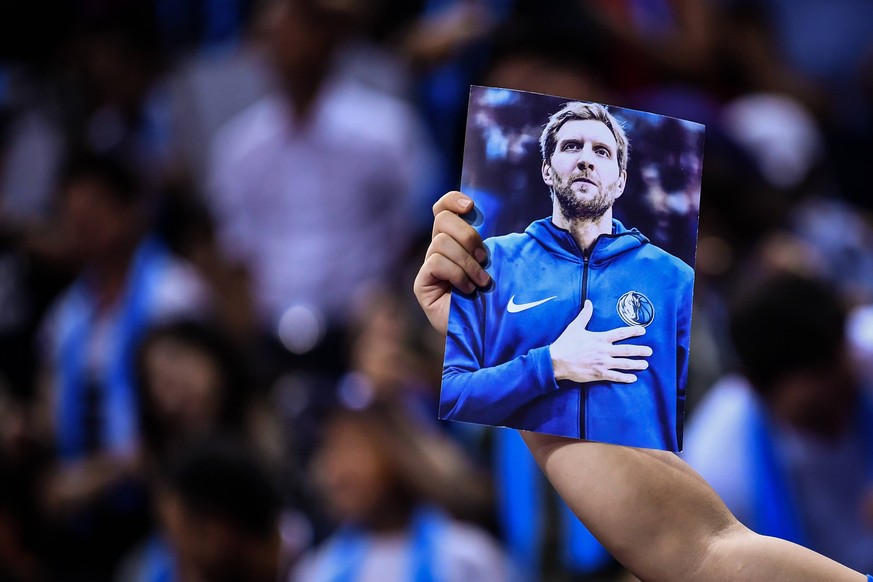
[541, 159, 553, 187]
[614, 170, 627, 199]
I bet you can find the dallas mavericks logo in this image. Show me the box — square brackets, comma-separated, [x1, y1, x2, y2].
[616, 291, 655, 327]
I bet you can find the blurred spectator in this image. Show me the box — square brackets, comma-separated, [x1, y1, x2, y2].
[293, 402, 505, 581]
[127, 438, 298, 582]
[207, 0, 437, 364]
[135, 319, 278, 469]
[117, 321, 300, 582]
[267, 288, 447, 527]
[58, 10, 175, 187]
[346, 289, 442, 418]
[35, 153, 210, 579]
[40, 154, 210, 459]
[684, 273, 873, 574]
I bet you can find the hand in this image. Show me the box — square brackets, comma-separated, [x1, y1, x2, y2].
[550, 300, 652, 383]
[414, 191, 491, 335]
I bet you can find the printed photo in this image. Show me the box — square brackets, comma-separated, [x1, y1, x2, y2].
[440, 86, 705, 451]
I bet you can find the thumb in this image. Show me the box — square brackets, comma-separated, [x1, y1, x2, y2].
[575, 299, 593, 328]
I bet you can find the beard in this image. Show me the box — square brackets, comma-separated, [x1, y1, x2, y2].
[551, 172, 620, 222]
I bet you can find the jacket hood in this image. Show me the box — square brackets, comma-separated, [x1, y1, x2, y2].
[525, 217, 649, 266]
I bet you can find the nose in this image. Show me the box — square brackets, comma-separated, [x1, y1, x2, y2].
[576, 144, 596, 170]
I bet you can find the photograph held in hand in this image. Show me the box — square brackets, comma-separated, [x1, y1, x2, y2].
[440, 87, 704, 450]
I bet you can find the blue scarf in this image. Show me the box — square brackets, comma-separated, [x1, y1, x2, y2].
[317, 507, 446, 582]
[55, 237, 168, 460]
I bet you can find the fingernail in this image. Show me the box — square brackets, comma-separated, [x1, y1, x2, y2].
[458, 197, 472, 210]
[474, 246, 487, 263]
[644, 347, 653, 356]
[477, 269, 491, 286]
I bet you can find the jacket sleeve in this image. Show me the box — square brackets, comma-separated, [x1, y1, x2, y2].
[440, 289, 559, 425]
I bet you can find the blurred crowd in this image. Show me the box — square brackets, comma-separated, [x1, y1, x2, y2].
[0, 0, 872, 580]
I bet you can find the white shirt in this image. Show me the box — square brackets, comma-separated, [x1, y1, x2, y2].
[208, 59, 436, 328]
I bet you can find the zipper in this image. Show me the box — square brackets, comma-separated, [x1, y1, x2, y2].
[578, 244, 592, 439]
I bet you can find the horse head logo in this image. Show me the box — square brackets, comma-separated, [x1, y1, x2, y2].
[616, 291, 655, 327]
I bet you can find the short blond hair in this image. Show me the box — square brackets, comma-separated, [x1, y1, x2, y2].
[539, 102, 629, 173]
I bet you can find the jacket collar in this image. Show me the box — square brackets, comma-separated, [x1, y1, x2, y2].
[525, 217, 649, 265]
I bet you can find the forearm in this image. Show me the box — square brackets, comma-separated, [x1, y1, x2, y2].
[700, 529, 864, 582]
[522, 432, 723, 578]
[521, 432, 864, 582]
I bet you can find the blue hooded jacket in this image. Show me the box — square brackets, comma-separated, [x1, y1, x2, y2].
[441, 217, 694, 451]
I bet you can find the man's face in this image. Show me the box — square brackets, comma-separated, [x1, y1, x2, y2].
[159, 492, 243, 581]
[62, 178, 137, 261]
[312, 419, 394, 524]
[542, 119, 626, 221]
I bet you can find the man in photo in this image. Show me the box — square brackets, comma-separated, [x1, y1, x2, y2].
[440, 101, 695, 450]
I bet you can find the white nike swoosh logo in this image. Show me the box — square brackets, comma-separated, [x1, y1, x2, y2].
[507, 294, 558, 313]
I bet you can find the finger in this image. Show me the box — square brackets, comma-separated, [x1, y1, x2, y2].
[432, 191, 474, 218]
[602, 371, 638, 384]
[609, 358, 649, 372]
[428, 232, 491, 287]
[432, 210, 486, 262]
[419, 252, 477, 295]
[609, 344, 654, 358]
[573, 299, 593, 328]
[604, 325, 646, 343]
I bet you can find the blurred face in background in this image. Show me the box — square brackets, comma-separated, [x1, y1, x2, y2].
[159, 491, 244, 582]
[263, 0, 339, 87]
[312, 416, 396, 525]
[62, 177, 138, 262]
[770, 353, 859, 437]
[142, 337, 224, 440]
